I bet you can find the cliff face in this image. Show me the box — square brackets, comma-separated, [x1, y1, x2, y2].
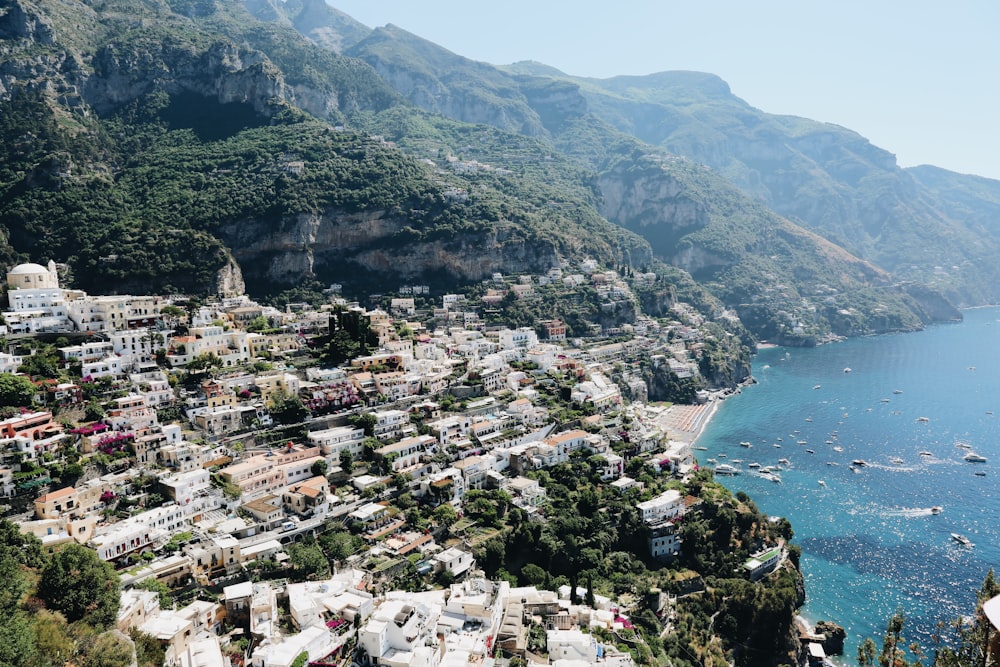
[219, 208, 561, 291]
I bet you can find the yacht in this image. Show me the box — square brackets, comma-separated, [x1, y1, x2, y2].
[917, 416, 930, 422]
[951, 533, 974, 547]
[843, 367, 852, 373]
[833, 446, 844, 452]
[778, 458, 790, 465]
[714, 464, 740, 476]
[706, 458, 718, 464]
[919, 451, 933, 457]
[964, 452, 987, 463]
[773, 443, 782, 448]
[797, 440, 808, 446]
[852, 459, 867, 467]
[739, 441, 752, 448]
[813, 385, 822, 390]
[748, 462, 761, 469]
[893, 389, 903, 394]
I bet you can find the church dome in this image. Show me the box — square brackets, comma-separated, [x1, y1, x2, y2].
[8, 263, 50, 275]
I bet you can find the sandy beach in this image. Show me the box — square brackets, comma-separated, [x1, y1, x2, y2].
[654, 397, 722, 444]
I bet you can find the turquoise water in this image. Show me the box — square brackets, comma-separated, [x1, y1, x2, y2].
[697, 307, 1000, 659]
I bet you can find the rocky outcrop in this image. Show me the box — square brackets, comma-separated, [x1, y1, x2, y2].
[220, 208, 562, 290]
[814, 620, 846, 655]
[85, 40, 289, 117]
[214, 257, 246, 297]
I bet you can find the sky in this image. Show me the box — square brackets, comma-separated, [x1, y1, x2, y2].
[331, 1, 1000, 180]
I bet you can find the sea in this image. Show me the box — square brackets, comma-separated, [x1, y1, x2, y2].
[696, 306, 1000, 660]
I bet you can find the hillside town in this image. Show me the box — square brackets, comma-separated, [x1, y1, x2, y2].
[0, 259, 797, 667]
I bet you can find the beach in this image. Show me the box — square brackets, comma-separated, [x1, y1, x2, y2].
[654, 395, 723, 445]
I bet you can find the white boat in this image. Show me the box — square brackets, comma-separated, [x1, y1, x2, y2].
[717, 453, 727, 458]
[881, 398, 891, 403]
[917, 416, 930, 422]
[714, 464, 740, 475]
[797, 440, 808, 446]
[813, 385, 822, 390]
[778, 458, 790, 465]
[773, 444, 782, 448]
[732, 459, 744, 464]
[748, 462, 761, 468]
[919, 451, 932, 457]
[931, 506, 943, 515]
[805, 417, 813, 422]
[889, 457, 904, 465]
[818, 480, 826, 487]
[707, 458, 718, 464]
[843, 367, 852, 373]
[739, 441, 752, 448]
[975, 471, 987, 477]
[693, 446, 708, 450]
[852, 459, 867, 466]
[964, 452, 987, 463]
[893, 389, 903, 394]
[956, 442, 972, 449]
[951, 533, 974, 547]
[833, 446, 844, 452]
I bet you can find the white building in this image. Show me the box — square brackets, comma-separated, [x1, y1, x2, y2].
[636, 489, 684, 525]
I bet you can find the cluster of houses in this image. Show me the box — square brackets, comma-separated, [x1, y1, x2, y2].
[0, 258, 782, 667]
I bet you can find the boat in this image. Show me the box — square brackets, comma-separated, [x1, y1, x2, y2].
[776, 437, 783, 441]
[773, 444, 782, 448]
[951, 533, 974, 547]
[732, 459, 744, 464]
[813, 385, 822, 390]
[844, 367, 852, 373]
[931, 506, 943, 515]
[975, 471, 987, 477]
[797, 440, 808, 446]
[825, 440, 834, 445]
[881, 398, 891, 403]
[693, 446, 708, 451]
[778, 458, 790, 465]
[805, 417, 813, 422]
[717, 453, 728, 458]
[748, 462, 761, 468]
[739, 441, 752, 448]
[714, 464, 740, 475]
[956, 442, 972, 449]
[889, 457, 904, 465]
[818, 480, 826, 487]
[852, 459, 867, 466]
[893, 389, 903, 394]
[919, 451, 933, 457]
[964, 452, 987, 463]
[806, 449, 815, 454]
[833, 446, 844, 452]
[826, 461, 838, 466]
[917, 416, 930, 422]
[706, 458, 718, 464]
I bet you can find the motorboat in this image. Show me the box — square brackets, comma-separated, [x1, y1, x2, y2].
[889, 457, 904, 465]
[806, 449, 815, 454]
[843, 367, 852, 373]
[797, 440, 808, 445]
[917, 416, 930, 422]
[740, 441, 752, 448]
[714, 464, 740, 475]
[778, 458, 790, 465]
[813, 385, 822, 390]
[975, 471, 987, 477]
[706, 458, 718, 464]
[919, 451, 933, 457]
[773, 444, 782, 448]
[748, 462, 761, 468]
[964, 452, 987, 463]
[833, 446, 844, 452]
[893, 389, 903, 394]
[930, 506, 943, 515]
[951, 533, 974, 547]
[818, 480, 826, 487]
[852, 459, 867, 466]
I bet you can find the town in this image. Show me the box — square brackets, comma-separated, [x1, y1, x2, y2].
[0, 259, 799, 667]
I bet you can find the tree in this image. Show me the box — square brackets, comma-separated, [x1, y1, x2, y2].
[0, 372, 36, 407]
[246, 315, 271, 333]
[269, 389, 308, 424]
[130, 628, 165, 667]
[339, 449, 354, 472]
[32, 610, 75, 667]
[82, 632, 134, 667]
[287, 542, 330, 581]
[311, 459, 328, 478]
[37, 543, 121, 627]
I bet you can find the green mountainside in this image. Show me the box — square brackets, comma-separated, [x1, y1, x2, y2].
[0, 0, 650, 298]
[322, 20, 961, 341]
[0, 0, 972, 342]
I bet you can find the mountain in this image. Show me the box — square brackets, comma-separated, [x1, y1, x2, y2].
[0, 0, 651, 298]
[325, 19, 960, 340]
[503, 66, 1000, 306]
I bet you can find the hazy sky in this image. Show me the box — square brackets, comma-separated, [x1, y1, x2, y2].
[331, 1, 1000, 180]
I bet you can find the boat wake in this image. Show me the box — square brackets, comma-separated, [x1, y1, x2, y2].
[883, 507, 939, 518]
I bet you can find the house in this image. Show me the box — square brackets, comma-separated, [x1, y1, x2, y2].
[282, 476, 331, 517]
[434, 546, 475, 578]
[743, 546, 784, 580]
[637, 490, 684, 524]
[376, 435, 433, 473]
